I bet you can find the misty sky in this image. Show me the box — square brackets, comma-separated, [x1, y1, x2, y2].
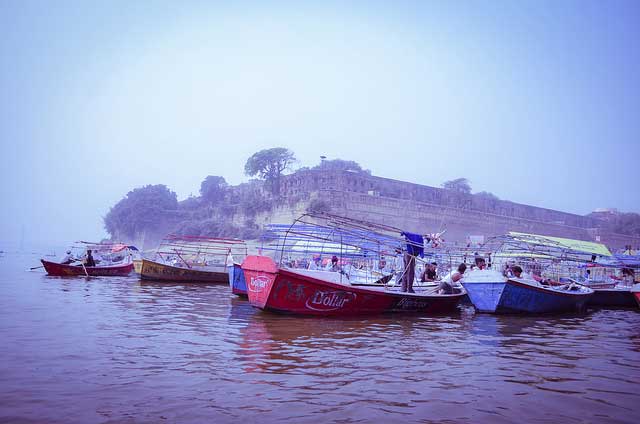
[1, 0, 639, 248]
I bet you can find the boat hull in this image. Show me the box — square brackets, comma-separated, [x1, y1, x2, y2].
[587, 288, 637, 307]
[632, 287, 640, 308]
[41, 259, 133, 277]
[140, 259, 228, 283]
[133, 259, 143, 274]
[241, 256, 464, 316]
[463, 278, 593, 314]
[228, 264, 247, 297]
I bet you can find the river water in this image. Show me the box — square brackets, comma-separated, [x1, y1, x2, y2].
[1, 252, 639, 423]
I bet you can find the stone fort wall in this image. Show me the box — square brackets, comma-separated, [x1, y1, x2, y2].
[269, 170, 639, 248]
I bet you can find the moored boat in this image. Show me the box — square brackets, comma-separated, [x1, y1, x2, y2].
[462, 269, 593, 314]
[241, 255, 465, 316]
[228, 263, 247, 297]
[140, 258, 228, 283]
[139, 235, 247, 283]
[133, 259, 143, 274]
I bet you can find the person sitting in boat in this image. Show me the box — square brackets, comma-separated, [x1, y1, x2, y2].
[511, 265, 523, 279]
[84, 250, 96, 267]
[308, 256, 322, 270]
[420, 262, 438, 282]
[438, 263, 466, 294]
[61, 250, 75, 265]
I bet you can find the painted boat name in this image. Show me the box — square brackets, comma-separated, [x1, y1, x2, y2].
[306, 290, 356, 311]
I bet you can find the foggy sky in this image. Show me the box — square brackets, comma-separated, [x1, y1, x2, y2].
[1, 0, 639, 248]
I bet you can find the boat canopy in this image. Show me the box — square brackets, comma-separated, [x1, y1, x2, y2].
[507, 232, 612, 257]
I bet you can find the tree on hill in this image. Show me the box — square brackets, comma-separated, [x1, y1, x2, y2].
[441, 178, 471, 195]
[104, 184, 178, 240]
[312, 158, 371, 174]
[475, 191, 499, 201]
[200, 175, 228, 204]
[244, 147, 296, 195]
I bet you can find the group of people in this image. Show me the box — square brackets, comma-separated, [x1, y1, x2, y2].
[61, 249, 96, 267]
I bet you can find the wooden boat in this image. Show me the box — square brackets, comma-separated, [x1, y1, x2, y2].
[133, 259, 143, 274]
[241, 256, 465, 316]
[139, 235, 247, 283]
[462, 269, 593, 314]
[40, 241, 135, 277]
[41, 259, 133, 277]
[140, 258, 228, 283]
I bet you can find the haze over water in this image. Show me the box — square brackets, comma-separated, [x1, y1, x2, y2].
[2, 253, 638, 423]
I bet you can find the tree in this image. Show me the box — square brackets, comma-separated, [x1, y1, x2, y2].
[104, 184, 178, 240]
[244, 147, 296, 195]
[475, 191, 500, 201]
[441, 178, 472, 195]
[312, 158, 370, 174]
[200, 175, 228, 204]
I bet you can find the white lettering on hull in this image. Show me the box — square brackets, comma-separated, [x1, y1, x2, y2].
[248, 275, 270, 293]
[305, 290, 357, 311]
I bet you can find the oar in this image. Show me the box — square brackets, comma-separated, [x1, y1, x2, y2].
[29, 265, 44, 270]
[80, 262, 90, 277]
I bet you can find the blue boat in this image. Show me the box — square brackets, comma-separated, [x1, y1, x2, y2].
[462, 270, 593, 314]
[228, 263, 247, 297]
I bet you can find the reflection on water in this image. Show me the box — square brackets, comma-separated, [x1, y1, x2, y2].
[1, 253, 639, 423]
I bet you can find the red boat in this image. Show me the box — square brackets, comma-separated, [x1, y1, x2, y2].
[241, 256, 465, 316]
[41, 259, 133, 277]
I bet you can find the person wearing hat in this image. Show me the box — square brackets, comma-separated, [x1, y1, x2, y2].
[61, 250, 75, 265]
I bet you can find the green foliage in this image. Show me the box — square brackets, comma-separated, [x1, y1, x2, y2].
[313, 159, 370, 174]
[104, 185, 178, 239]
[240, 190, 275, 217]
[244, 147, 296, 194]
[307, 198, 331, 213]
[200, 175, 228, 204]
[475, 191, 499, 201]
[179, 196, 202, 211]
[442, 178, 472, 195]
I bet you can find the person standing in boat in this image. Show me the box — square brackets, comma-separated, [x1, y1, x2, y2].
[401, 251, 416, 293]
[85, 249, 96, 267]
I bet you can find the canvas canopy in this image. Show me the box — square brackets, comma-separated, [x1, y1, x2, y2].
[507, 232, 611, 257]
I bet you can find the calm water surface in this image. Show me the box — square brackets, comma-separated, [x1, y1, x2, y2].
[1, 253, 639, 423]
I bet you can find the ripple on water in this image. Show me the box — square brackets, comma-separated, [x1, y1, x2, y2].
[1, 255, 639, 423]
